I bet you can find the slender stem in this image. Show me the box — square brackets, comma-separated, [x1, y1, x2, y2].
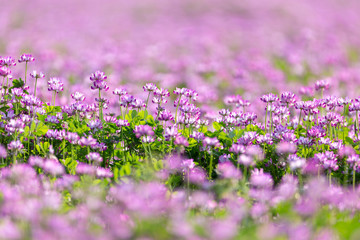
[287, 103, 290, 124]
[62, 140, 66, 162]
[343, 106, 346, 142]
[71, 144, 74, 161]
[174, 95, 182, 124]
[356, 111, 359, 139]
[344, 165, 348, 186]
[187, 168, 190, 200]
[298, 110, 302, 137]
[52, 92, 55, 106]
[209, 149, 213, 180]
[144, 92, 151, 120]
[5, 76, 9, 96]
[243, 165, 247, 183]
[269, 107, 273, 133]
[0, 77, 4, 100]
[162, 122, 166, 155]
[147, 144, 153, 162]
[27, 137, 30, 158]
[99, 89, 103, 122]
[264, 103, 268, 134]
[145, 92, 151, 109]
[320, 88, 324, 116]
[330, 124, 333, 140]
[353, 168, 356, 191]
[141, 142, 149, 165]
[34, 77, 38, 96]
[34, 137, 37, 155]
[121, 128, 128, 162]
[155, 103, 161, 121]
[124, 106, 129, 120]
[13, 153, 16, 165]
[24, 62, 28, 85]
[119, 96, 123, 119]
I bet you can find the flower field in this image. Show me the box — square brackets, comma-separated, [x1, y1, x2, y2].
[2, 0, 360, 239]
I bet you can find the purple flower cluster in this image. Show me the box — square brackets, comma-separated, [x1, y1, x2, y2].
[90, 71, 109, 91]
[47, 78, 64, 93]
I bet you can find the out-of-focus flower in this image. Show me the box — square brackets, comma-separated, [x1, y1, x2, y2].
[86, 152, 103, 164]
[18, 54, 35, 63]
[48, 78, 64, 93]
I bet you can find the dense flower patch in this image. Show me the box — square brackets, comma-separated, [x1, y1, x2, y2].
[2, 0, 360, 239]
[0, 54, 359, 239]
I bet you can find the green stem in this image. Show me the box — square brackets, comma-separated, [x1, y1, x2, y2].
[163, 122, 166, 155]
[144, 92, 150, 119]
[174, 95, 182, 124]
[344, 165, 348, 186]
[62, 140, 66, 162]
[287, 103, 290, 124]
[264, 103, 268, 134]
[356, 111, 359, 139]
[141, 142, 149, 165]
[353, 168, 356, 191]
[71, 144, 74, 161]
[343, 106, 346, 142]
[209, 149, 214, 180]
[330, 124, 333, 140]
[27, 138, 30, 158]
[5, 76, 9, 96]
[243, 166, 247, 182]
[99, 89, 103, 122]
[34, 77, 38, 97]
[187, 169, 190, 200]
[0, 77, 4, 100]
[298, 110, 302, 136]
[13, 153, 16, 165]
[119, 96, 123, 119]
[52, 92, 56, 106]
[125, 106, 129, 119]
[15, 101, 19, 115]
[269, 108, 273, 134]
[320, 89, 324, 116]
[147, 144, 153, 160]
[24, 62, 28, 85]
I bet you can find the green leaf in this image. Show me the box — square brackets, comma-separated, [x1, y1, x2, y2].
[346, 137, 354, 145]
[30, 121, 36, 132]
[119, 162, 132, 177]
[65, 157, 73, 166]
[40, 142, 50, 153]
[12, 79, 24, 88]
[0, 106, 10, 113]
[131, 110, 138, 119]
[23, 126, 30, 138]
[213, 122, 222, 131]
[113, 167, 119, 181]
[146, 114, 156, 126]
[218, 132, 232, 146]
[34, 122, 49, 136]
